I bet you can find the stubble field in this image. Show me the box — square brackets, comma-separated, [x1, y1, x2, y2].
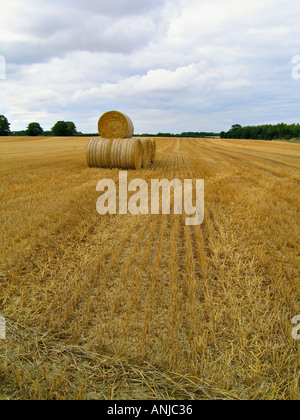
[0, 136, 299, 400]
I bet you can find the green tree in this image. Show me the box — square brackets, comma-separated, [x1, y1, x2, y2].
[51, 121, 77, 136]
[66, 121, 77, 136]
[52, 121, 68, 136]
[27, 122, 43, 136]
[0, 115, 11, 136]
[221, 122, 300, 141]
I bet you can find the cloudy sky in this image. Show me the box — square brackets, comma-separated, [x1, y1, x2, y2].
[0, 0, 299, 134]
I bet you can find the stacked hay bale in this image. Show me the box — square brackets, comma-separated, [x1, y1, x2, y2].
[139, 138, 151, 169]
[87, 111, 156, 170]
[86, 137, 112, 169]
[110, 138, 143, 170]
[150, 138, 156, 163]
[87, 137, 143, 170]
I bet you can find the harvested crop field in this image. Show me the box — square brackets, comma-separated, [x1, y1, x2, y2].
[0, 136, 299, 400]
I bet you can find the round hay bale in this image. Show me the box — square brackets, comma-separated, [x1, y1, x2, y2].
[111, 138, 120, 169]
[86, 138, 93, 167]
[100, 138, 112, 168]
[98, 111, 134, 139]
[110, 138, 142, 170]
[95, 138, 102, 167]
[131, 138, 143, 170]
[86, 138, 113, 168]
[139, 138, 151, 169]
[92, 137, 100, 167]
[120, 139, 129, 169]
[150, 138, 156, 163]
[90, 140, 95, 167]
[86, 137, 98, 167]
[87, 137, 142, 170]
[129, 138, 141, 169]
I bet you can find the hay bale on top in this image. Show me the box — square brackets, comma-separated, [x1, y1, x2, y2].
[98, 111, 134, 139]
[86, 137, 142, 170]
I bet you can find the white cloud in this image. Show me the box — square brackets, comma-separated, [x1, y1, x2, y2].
[99, 63, 209, 96]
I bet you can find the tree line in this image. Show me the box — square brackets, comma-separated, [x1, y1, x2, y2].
[1, 114, 300, 140]
[137, 131, 220, 138]
[0, 115, 97, 137]
[221, 123, 300, 140]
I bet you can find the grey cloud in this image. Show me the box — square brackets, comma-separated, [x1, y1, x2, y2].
[1, 0, 165, 65]
[3, 17, 157, 65]
[57, 0, 164, 17]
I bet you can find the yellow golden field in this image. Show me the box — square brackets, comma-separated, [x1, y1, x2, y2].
[0, 136, 299, 400]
